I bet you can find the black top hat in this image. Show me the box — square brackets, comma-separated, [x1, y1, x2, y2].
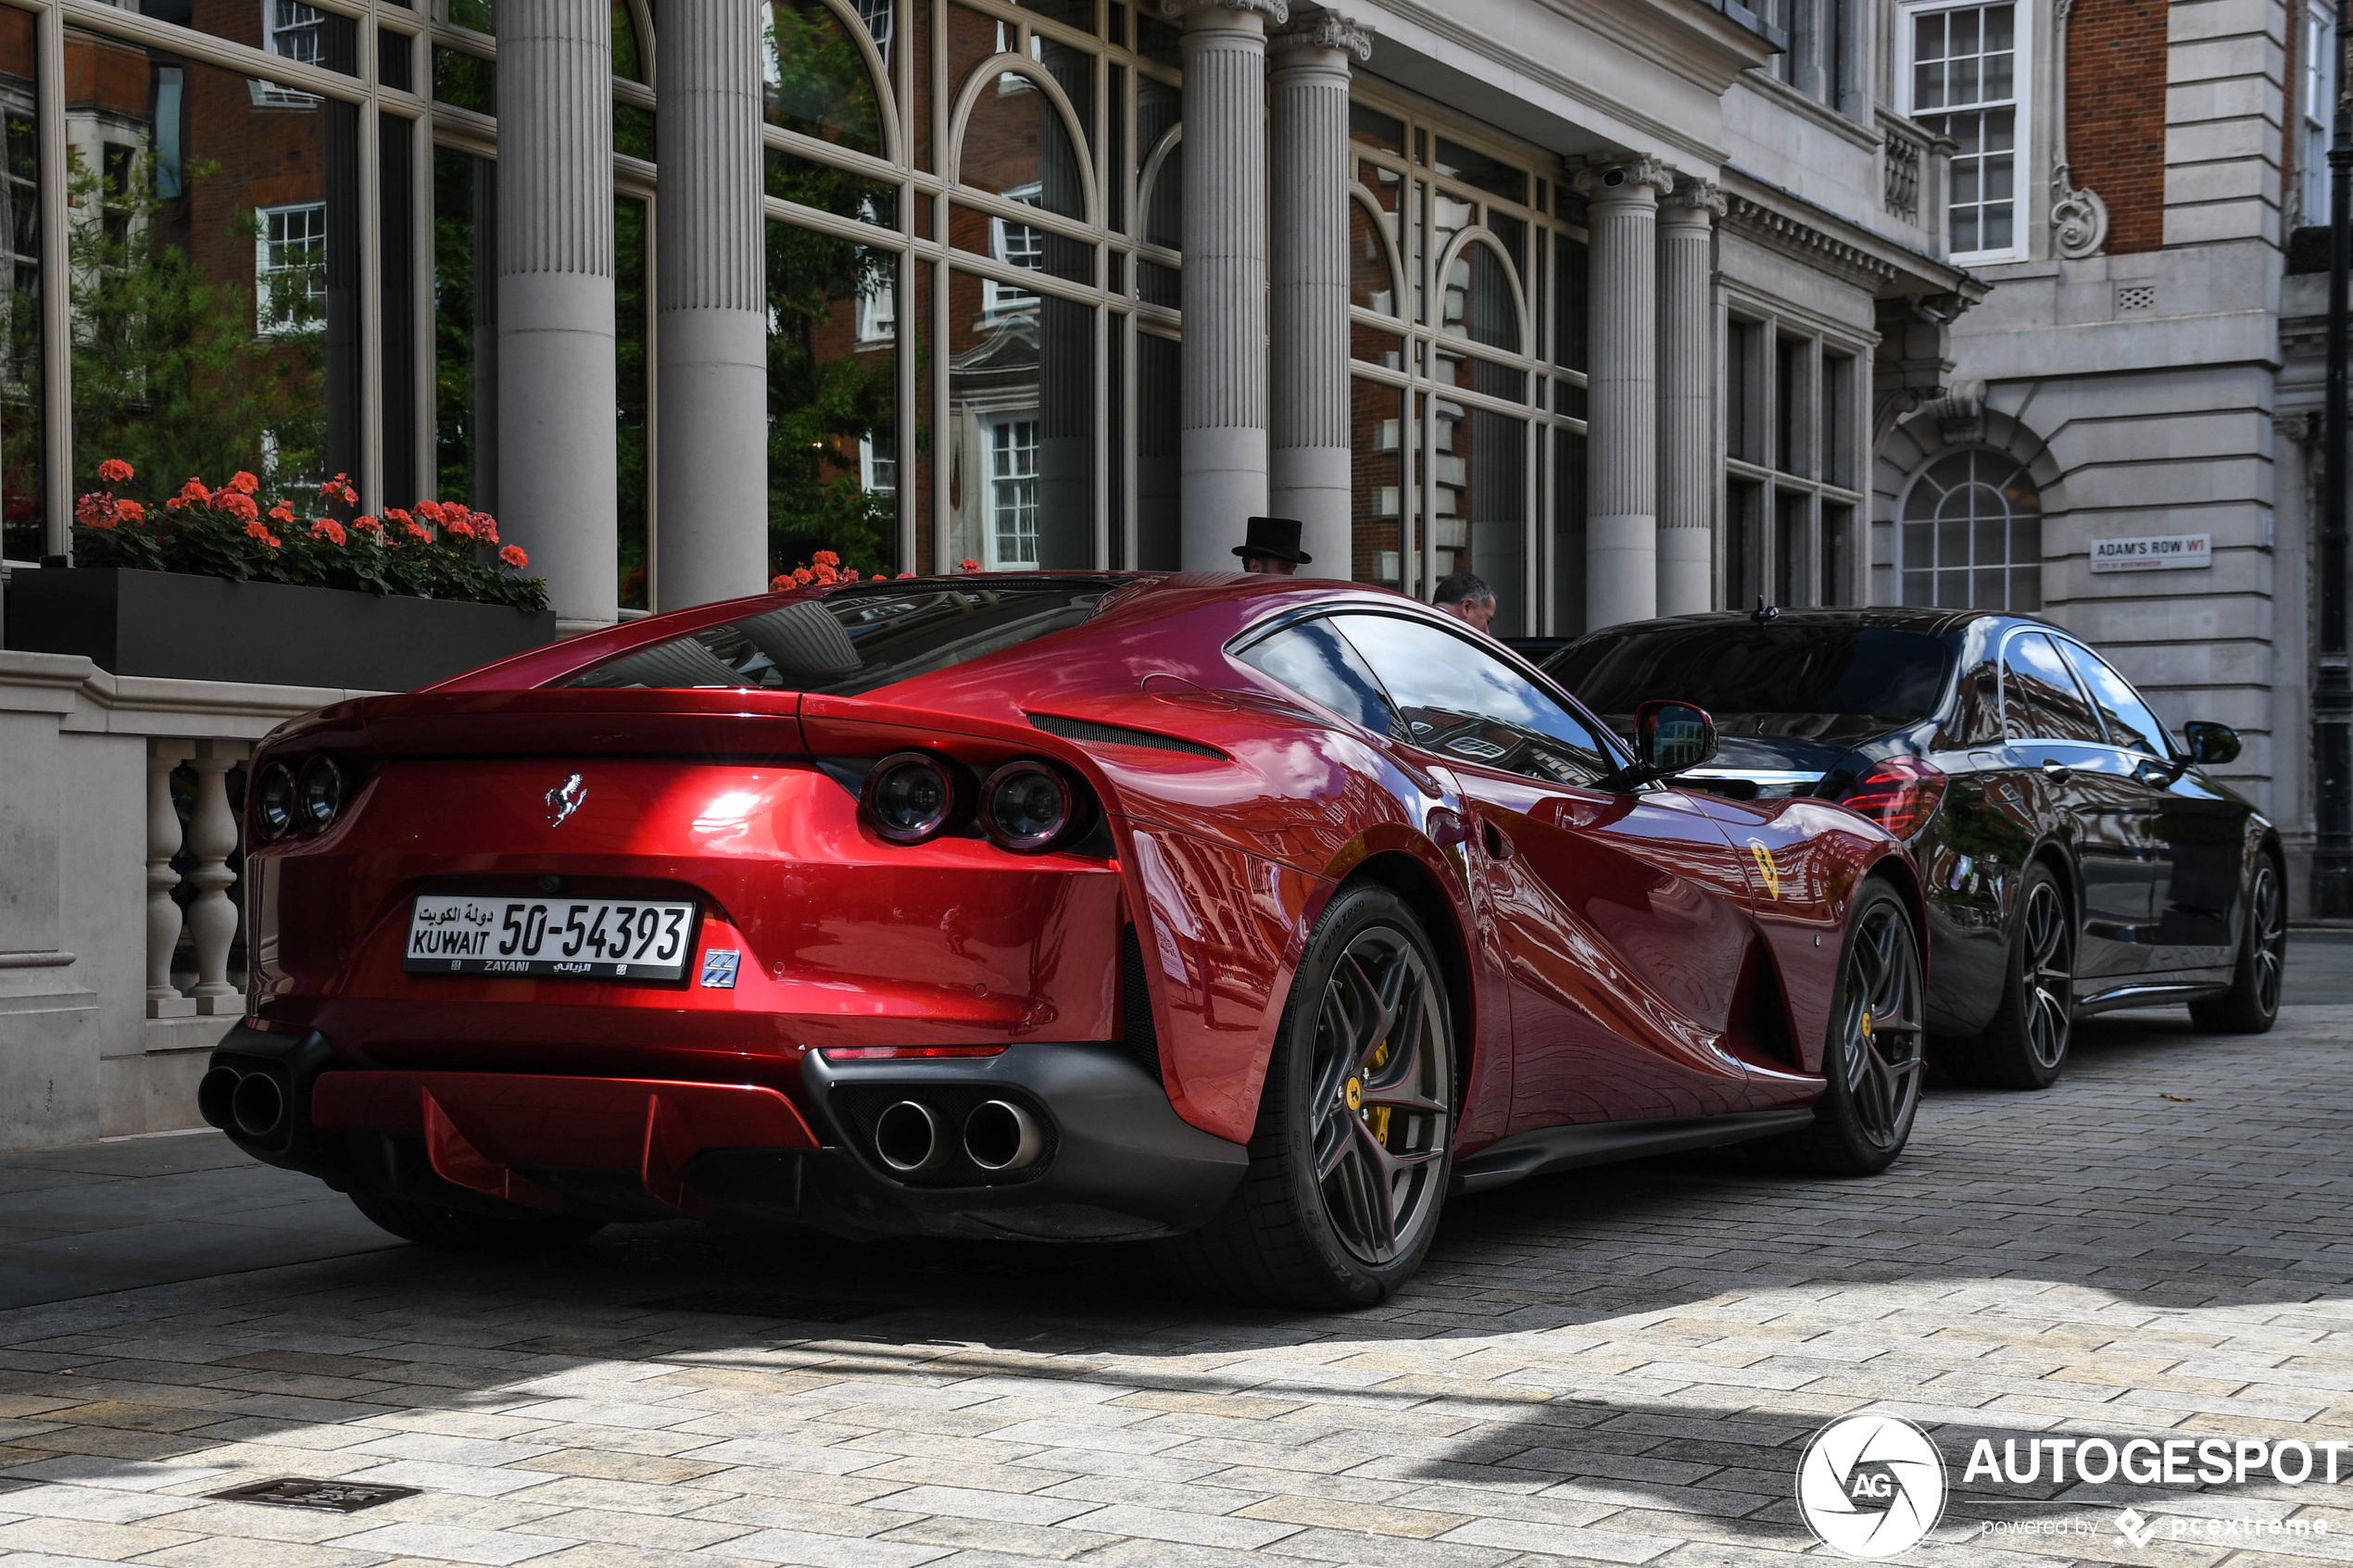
[1233, 515, 1312, 565]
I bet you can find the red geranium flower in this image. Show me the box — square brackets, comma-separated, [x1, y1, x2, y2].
[113, 498, 145, 523]
[76, 494, 114, 530]
[96, 458, 133, 483]
[499, 544, 528, 569]
[268, 501, 296, 524]
[474, 515, 498, 545]
[310, 519, 347, 546]
[218, 492, 259, 523]
[178, 477, 211, 505]
[351, 513, 384, 534]
[402, 519, 433, 542]
[244, 519, 271, 541]
[769, 573, 792, 592]
[416, 500, 446, 522]
[958, 558, 981, 573]
[447, 517, 477, 539]
[226, 471, 259, 495]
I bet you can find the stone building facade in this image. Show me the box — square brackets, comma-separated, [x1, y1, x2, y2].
[1886, 0, 2334, 908]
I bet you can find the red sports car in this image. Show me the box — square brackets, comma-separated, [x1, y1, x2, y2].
[205, 573, 1927, 1307]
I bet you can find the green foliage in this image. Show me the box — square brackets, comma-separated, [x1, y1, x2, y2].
[68, 150, 329, 500]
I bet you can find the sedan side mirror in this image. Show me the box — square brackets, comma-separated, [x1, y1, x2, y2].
[1635, 699, 1718, 778]
[2183, 721, 2240, 767]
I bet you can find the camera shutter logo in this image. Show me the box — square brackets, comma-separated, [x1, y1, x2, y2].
[1796, 1414, 1947, 1559]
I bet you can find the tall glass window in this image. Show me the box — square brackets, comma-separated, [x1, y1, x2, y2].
[1345, 104, 1587, 635]
[1905, 0, 2022, 262]
[1722, 307, 1867, 608]
[2303, 0, 2334, 227]
[0, 6, 37, 563]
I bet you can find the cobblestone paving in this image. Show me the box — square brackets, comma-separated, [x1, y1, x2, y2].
[0, 1007, 2348, 1568]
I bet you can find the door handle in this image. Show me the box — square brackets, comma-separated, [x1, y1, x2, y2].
[2040, 759, 2072, 783]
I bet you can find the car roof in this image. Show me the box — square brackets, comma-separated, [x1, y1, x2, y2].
[1567, 607, 2053, 640]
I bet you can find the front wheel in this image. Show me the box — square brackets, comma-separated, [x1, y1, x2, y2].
[2189, 857, 2284, 1035]
[1759, 880, 1926, 1176]
[1165, 884, 1455, 1309]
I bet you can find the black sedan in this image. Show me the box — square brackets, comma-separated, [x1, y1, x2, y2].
[1544, 609, 2284, 1087]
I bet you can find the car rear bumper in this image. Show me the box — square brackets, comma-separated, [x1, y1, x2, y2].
[205, 1024, 1248, 1242]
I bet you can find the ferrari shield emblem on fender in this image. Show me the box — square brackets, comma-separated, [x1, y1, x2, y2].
[1749, 839, 1782, 899]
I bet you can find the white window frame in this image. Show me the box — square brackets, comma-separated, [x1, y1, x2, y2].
[1898, 0, 2032, 266]
[859, 432, 897, 498]
[255, 199, 328, 337]
[982, 181, 1045, 320]
[985, 416, 1039, 569]
[2304, 0, 2335, 227]
[252, 0, 326, 107]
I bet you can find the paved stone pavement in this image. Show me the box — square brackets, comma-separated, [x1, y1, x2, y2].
[0, 1000, 2349, 1568]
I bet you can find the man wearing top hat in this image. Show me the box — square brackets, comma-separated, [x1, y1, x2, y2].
[1234, 516, 1311, 576]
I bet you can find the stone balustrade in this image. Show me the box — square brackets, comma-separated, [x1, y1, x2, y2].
[0, 649, 373, 1148]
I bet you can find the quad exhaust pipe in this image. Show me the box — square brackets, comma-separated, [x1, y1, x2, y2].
[870, 1097, 1044, 1176]
[199, 1065, 290, 1143]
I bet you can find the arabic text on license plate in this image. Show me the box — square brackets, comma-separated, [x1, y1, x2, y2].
[404, 896, 697, 980]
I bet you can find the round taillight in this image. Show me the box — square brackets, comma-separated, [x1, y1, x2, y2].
[297, 755, 343, 834]
[863, 751, 961, 844]
[253, 762, 296, 842]
[981, 761, 1075, 852]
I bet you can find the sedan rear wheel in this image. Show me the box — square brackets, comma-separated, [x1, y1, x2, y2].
[1944, 863, 2073, 1089]
[1168, 884, 1454, 1309]
[1758, 880, 1925, 1176]
[2189, 857, 2285, 1035]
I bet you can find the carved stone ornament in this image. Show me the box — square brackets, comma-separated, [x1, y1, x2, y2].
[2049, 169, 2109, 259]
[1161, 0, 1290, 20]
[1666, 178, 1728, 218]
[1272, 9, 1372, 57]
[1570, 156, 1675, 201]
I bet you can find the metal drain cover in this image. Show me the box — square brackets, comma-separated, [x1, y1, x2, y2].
[209, 1477, 421, 1512]
[639, 1289, 889, 1323]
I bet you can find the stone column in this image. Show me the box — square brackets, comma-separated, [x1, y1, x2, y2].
[1268, 13, 1368, 579]
[499, 0, 618, 632]
[1574, 157, 1670, 630]
[1171, 0, 1286, 572]
[657, 0, 768, 608]
[1656, 178, 1722, 617]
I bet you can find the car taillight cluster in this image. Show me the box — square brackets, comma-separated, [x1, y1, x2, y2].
[251, 755, 346, 843]
[860, 749, 1094, 853]
[1834, 756, 1945, 839]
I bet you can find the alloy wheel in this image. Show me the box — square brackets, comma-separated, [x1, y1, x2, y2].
[1309, 925, 1451, 1265]
[2019, 877, 2073, 1072]
[1836, 898, 1925, 1149]
[2249, 862, 2284, 1016]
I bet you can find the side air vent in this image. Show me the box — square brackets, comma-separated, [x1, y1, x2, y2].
[1119, 924, 1163, 1085]
[1029, 713, 1226, 760]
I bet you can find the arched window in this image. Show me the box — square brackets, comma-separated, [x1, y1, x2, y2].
[1898, 449, 2043, 610]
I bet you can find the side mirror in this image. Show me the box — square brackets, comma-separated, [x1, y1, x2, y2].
[2183, 721, 2240, 767]
[1635, 699, 1718, 778]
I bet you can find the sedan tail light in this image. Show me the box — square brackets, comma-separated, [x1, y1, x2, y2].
[1836, 757, 1946, 839]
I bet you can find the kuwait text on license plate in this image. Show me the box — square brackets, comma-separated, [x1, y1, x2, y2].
[404, 896, 698, 980]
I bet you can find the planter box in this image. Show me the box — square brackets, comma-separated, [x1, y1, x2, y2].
[4, 568, 560, 692]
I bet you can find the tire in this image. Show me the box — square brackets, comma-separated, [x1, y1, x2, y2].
[1164, 884, 1456, 1310]
[1757, 880, 1926, 1176]
[347, 1186, 605, 1250]
[2189, 855, 2284, 1035]
[1943, 862, 2074, 1089]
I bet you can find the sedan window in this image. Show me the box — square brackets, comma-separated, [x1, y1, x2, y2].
[1329, 613, 1617, 787]
[1234, 619, 1399, 736]
[2002, 632, 2107, 744]
[2058, 641, 2174, 757]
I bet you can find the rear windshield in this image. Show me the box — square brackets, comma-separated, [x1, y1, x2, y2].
[562, 581, 1114, 696]
[1545, 624, 1953, 743]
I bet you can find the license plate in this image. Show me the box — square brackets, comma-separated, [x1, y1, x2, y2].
[403, 896, 699, 980]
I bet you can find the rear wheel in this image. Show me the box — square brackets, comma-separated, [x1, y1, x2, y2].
[1759, 881, 1925, 1176]
[1167, 884, 1454, 1309]
[347, 1187, 605, 1250]
[1944, 863, 2073, 1089]
[2189, 857, 2284, 1035]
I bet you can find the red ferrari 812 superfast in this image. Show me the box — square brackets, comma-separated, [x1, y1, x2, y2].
[205, 572, 1929, 1306]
